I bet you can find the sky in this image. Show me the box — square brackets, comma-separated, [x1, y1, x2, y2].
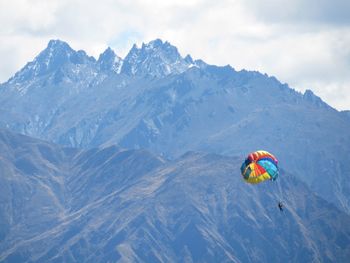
[0, 0, 349, 110]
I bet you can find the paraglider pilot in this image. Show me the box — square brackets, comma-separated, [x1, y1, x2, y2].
[278, 201, 284, 212]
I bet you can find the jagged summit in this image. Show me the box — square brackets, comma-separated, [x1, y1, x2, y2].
[142, 38, 169, 49]
[184, 54, 194, 64]
[8, 39, 95, 85]
[6, 38, 207, 85]
[46, 39, 72, 50]
[120, 39, 198, 77]
[97, 47, 123, 73]
[98, 47, 115, 60]
[303, 89, 331, 109]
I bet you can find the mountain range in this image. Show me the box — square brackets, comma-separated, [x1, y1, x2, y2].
[1, 128, 349, 262]
[0, 38, 350, 262]
[0, 39, 349, 216]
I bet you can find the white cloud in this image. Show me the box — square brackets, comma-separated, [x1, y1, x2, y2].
[0, 0, 349, 110]
[242, 0, 350, 26]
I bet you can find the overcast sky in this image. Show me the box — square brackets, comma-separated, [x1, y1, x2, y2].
[1, 0, 349, 110]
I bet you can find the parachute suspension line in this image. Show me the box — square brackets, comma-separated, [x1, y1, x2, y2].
[275, 173, 283, 202]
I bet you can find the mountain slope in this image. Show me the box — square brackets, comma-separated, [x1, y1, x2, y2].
[0, 130, 349, 262]
[0, 39, 350, 215]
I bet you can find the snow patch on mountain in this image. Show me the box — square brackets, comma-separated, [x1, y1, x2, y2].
[97, 47, 123, 73]
[121, 39, 205, 77]
[8, 40, 95, 85]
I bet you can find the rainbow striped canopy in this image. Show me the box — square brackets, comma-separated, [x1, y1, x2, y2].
[240, 150, 279, 184]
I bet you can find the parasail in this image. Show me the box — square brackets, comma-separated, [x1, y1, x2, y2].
[240, 150, 279, 184]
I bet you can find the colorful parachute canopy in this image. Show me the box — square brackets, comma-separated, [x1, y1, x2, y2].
[240, 150, 279, 184]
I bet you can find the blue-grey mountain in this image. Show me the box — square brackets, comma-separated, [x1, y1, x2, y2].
[0, 39, 349, 216]
[0, 129, 349, 262]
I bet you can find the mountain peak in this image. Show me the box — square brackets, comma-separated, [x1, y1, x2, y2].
[141, 39, 178, 56]
[47, 39, 71, 50]
[35, 39, 75, 66]
[184, 54, 194, 64]
[97, 47, 123, 73]
[120, 39, 193, 77]
[303, 89, 330, 108]
[142, 38, 170, 50]
[7, 39, 94, 85]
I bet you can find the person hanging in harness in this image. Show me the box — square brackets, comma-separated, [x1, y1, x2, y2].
[278, 201, 284, 211]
